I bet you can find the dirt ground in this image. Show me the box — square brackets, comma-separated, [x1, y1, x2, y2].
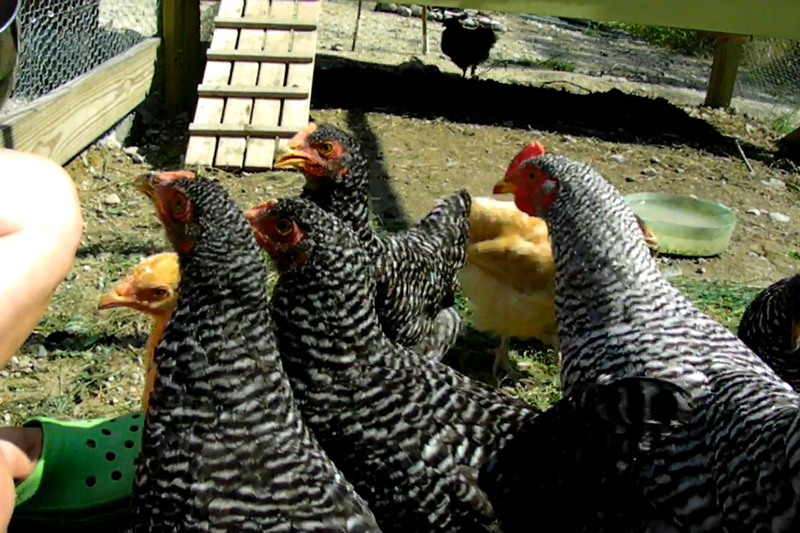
[2, 3, 800, 442]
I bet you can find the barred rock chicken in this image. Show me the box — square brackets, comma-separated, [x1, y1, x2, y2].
[247, 196, 538, 531]
[496, 150, 800, 531]
[478, 375, 694, 532]
[441, 15, 497, 78]
[274, 122, 469, 361]
[738, 272, 800, 391]
[132, 172, 379, 532]
[464, 142, 658, 377]
[97, 252, 179, 413]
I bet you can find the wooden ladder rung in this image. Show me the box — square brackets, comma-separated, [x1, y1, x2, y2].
[197, 85, 310, 99]
[206, 50, 314, 64]
[214, 16, 318, 31]
[188, 124, 303, 138]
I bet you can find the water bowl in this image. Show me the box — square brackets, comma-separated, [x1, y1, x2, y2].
[623, 192, 737, 257]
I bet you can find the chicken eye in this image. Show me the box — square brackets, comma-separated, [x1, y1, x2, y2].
[151, 288, 169, 299]
[317, 142, 334, 157]
[140, 287, 169, 302]
[170, 193, 189, 218]
[275, 219, 293, 236]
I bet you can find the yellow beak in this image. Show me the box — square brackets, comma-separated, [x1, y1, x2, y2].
[98, 290, 135, 310]
[492, 178, 517, 195]
[274, 149, 313, 171]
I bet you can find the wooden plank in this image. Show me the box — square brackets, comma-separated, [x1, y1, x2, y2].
[244, 0, 295, 169]
[397, 0, 800, 40]
[197, 85, 309, 99]
[215, 0, 267, 169]
[703, 34, 746, 109]
[0, 38, 159, 165]
[189, 123, 301, 137]
[185, 0, 244, 167]
[162, 0, 202, 117]
[214, 16, 318, 31]
[205, 50, 314, 63]
[279, 1, 321, 153]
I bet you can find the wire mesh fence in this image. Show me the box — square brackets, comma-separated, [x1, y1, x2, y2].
[738, 38, 800, 117]
[3, 0, 161, 112]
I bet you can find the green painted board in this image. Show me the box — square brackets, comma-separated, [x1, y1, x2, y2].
[400, 0, 800, 39]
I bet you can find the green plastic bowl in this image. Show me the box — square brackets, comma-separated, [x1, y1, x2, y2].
[623, 192, 737, 257]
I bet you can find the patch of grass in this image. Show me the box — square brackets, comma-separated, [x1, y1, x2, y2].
[772, 109, 800, 135]
[787, 248, 800, 261]
[670, 278, 760, 333]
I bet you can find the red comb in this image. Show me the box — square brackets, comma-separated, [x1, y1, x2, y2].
[155, 170, 196, 183]
[288, 122, 318, 148]
[244, 199, 278, 222]
[504, 141, 546, 178]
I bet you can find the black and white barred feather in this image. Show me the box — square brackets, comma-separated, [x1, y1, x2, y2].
[266, 197, 535, 532]
[524, 153, 800, 531]
[298, 124, 470, 361]
[737, 273, 800, 391]
[133, 176, 379, 532]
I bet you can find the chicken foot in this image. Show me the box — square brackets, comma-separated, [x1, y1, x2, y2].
[492, 335, 521, 380]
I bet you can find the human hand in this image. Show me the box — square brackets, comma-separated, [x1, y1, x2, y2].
[0, 149, 83, 364]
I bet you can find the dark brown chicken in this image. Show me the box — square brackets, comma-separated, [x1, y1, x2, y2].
[440, 15, 497, 78]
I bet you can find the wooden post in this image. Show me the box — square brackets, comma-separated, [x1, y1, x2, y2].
[162, 0, 203, 117]
[703, 34, 747, 108]
[351, 0, 362, 51]
[422, 6, 428, 54]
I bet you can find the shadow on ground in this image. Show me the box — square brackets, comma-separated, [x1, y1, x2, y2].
[311, 54, 776, 165]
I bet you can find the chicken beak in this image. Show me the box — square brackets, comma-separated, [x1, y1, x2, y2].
[274, 149, 314, 171]
[98, 290, 136, 310]
[492, 178, 517, 195]
[134, 173, 157, 199]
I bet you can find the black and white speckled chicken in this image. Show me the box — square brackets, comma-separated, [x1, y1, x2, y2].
[496, 151, 800, 531]
[273, 122, 469, 361]
[479, 375, 694, 532]
[247, 196, 536, 531]
[737, 273, 800, 391]
[440, 15, 497, 78]
[132, 172, 380, 532]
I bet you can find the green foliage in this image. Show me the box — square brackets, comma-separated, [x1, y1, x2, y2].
[599, 23, 716, 57]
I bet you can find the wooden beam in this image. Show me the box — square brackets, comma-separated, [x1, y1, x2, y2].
[214, 16, 318, 30]
[394, 0, 800, 40]
[188, 123, 302, 137]
[0, 38, 159, 165]
[205, 50, 314, 63]
[162, 0, 202, 117]
[704, 34, 746, 108]
[197, 84, 309, 99]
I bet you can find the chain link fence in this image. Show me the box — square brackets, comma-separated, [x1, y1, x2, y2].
[738, 38, 800, 123]
[3, 0, 161, 112]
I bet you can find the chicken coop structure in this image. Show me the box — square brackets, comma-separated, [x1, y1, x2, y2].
[184, 0, 321, 170]
[2, 0, 800, 168]
[0, 0, 205, 166]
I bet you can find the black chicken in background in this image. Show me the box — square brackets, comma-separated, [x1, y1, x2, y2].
[440, 14, 497, 78]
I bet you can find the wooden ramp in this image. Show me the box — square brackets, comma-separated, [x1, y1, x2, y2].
[185, 0, 322, 170]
